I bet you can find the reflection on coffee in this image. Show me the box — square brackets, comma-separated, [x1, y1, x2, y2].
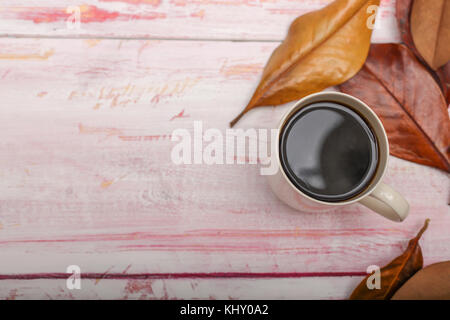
[280, 102, 379, 202]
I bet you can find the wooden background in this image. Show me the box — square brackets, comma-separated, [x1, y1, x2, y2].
[0, 0, 448, 299]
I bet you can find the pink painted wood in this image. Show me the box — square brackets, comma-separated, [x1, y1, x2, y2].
[0, 277, 365, 300]
[0, 0, 448, 299]
[0, 0, 399, 41]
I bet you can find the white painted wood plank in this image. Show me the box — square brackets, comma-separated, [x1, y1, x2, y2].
[0, 0, 400, 42]
[0, 38, 448, 276]
[0, 277, 364, 299]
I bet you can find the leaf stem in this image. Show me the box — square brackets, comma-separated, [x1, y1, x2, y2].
[229, 109, 247, 128]
[416, 219, 430, 239]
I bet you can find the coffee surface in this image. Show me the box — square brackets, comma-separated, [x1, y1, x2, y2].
[280, 102, 378, 202]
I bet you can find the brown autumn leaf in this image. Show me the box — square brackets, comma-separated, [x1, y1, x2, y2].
[339, 44, 450, 172]
[229, 0, 380, 127]
[350, 219, 430, 300]
[396, 0, 421, 58]
[396, 0, 450, 102]
[392, 261, 450, 300]
[436, 63, 450, 104]
[410, 0, 450, 71]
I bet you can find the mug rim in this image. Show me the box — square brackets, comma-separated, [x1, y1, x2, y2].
[275, 91, 390, 207]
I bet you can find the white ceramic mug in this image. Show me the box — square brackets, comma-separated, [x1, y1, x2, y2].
[267, 92, 409, 222]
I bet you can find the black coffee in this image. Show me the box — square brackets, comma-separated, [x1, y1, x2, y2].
[280, 102, 378, 202]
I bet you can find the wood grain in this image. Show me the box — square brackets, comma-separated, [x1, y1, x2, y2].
[0, 277, 364, 299]
[0, 0, 400, 42]
[0, 38, 448, 278]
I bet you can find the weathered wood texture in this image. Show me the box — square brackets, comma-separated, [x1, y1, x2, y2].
[0, 38, 448, 273]
[0, 0, 448, 300]
[0, 0, 399, 41]
[0, 277, 364, 300]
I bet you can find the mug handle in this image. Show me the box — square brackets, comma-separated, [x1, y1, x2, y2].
[359, 183, 409, 222]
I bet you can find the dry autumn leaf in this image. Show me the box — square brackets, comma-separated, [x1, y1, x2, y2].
[396, 0, 450, 103]
[410, 0, 450, 70]
[437, 63, 450, 104]
[350, 219, 430, 300]
[230, 0, 380, 127]
[392, 261, 450, 300]
[339, 44, 450, 172]
[396, 0, 419, 58]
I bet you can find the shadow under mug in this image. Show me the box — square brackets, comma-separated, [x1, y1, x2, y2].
[267, 92, 409, 222]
